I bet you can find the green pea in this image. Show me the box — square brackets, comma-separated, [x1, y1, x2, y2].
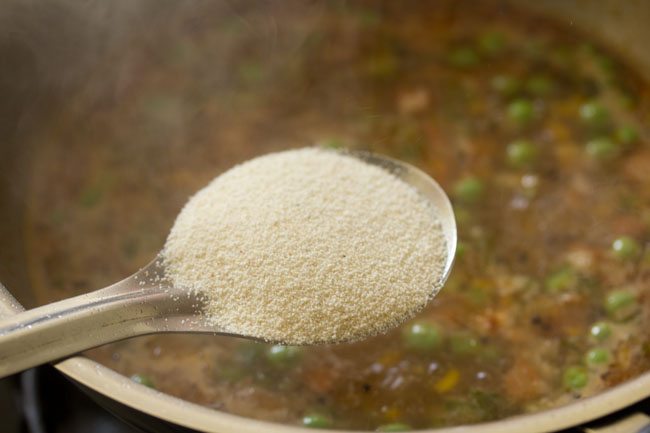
[79, 185, 103, 208]
[579, 101, 609, 128]
[491, 75, 521, 97]
[449, 47, 480, 68]
[580, 43, 597, 56]
[586, 137, 619, 161]
[455, 241, 467, 259]
[377, 423, 412, 432]
[478, 345, 501, 361]
[595, 54, 617, 77]
[403, 322, 442, 351]
[217, 364, 247, 382]
[507, 99, 535, 126]
[507, 139, 538, 167]
[453, 176, 484, 204]
[450, 332, 480, 355]
[266, 345, 302, 367]
[477, 31, 505, 56]
[523, 40, 546, 60]
[585, 348, 610, 365]
[236, 341, 264, 364]
[563, 366, 588, 390]
[50, 209, 65, 225]
[454, 207, 472, 227]
[589, 321, 612, 341]
[466, 286, 488, 306]
[605, 290, 635, 311]
[545, 267, 577, 293]
[130, 374, 155, 389]
[615, 126, 639, 146]
[605, 290, 639, 321]
[238, 62, 263, 84]
[619, 93, 637, 110]
[302, 413, 332, 429]
[396, 144, 421, 162]
[358, 9, 381, 27]
[318, 138, 344, 149]
[526, 75, 554, 96]
[367, 52, 398, 78]
[611, 236, 641, 260]
[549, 46, 573, 68]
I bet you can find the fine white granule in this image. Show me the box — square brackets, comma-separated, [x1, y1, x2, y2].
[162, 148, 447, 344]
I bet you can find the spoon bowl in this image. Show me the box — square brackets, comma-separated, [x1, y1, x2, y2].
[0, 151, 456, 379]
[349, 150, 457, 283]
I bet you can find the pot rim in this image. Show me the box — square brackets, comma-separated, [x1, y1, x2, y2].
[2, 283, 649, 433]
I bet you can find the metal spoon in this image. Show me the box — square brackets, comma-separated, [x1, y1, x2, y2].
[0, 151, 456, 379]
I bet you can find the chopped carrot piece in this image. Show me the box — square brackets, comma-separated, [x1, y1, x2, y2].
[435, 369, 460, 393]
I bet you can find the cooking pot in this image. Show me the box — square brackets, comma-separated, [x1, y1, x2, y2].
[1, 1, 649, 432]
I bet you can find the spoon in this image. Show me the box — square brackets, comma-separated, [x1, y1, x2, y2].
[0, 151, 456, 379]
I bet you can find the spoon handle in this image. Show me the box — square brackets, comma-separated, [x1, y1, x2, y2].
[0, 269, 190, 379]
